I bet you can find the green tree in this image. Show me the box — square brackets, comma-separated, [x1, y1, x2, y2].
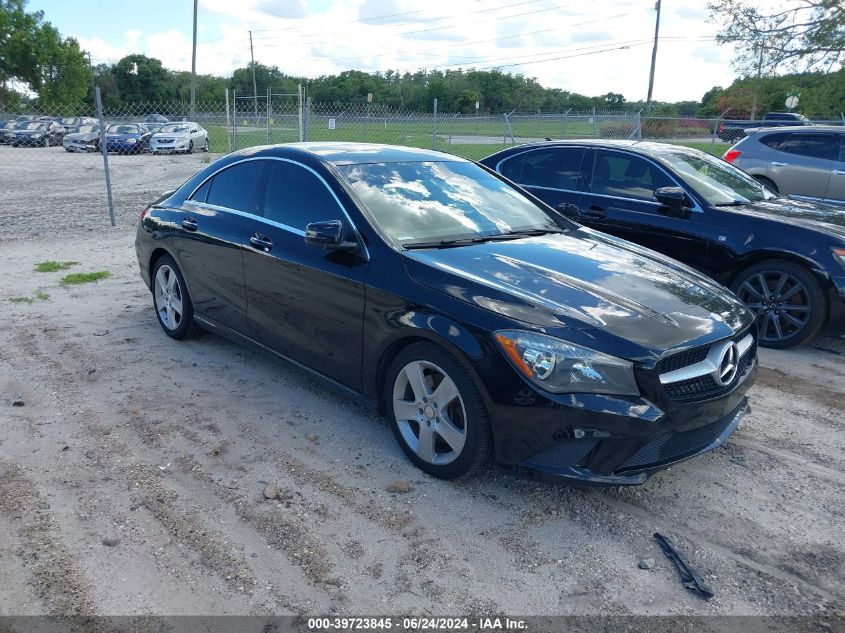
[0, 0, 42, 109]
[113, 54, 172, 103]
[709, 0, 845, 76]
[35, 25, 90, 106]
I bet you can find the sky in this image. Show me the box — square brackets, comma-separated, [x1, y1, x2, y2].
[32, 0, 741, 103]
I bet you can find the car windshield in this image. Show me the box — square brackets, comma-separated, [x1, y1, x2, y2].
[76, 125, 98, 133]
[340, 160, 563, 245]
[655, 150, 777, 205]
[158, 124, 191, 133]
[23, 122, 48, 130]
[108, 124, 139, 134]
[60, 118, 78, 125]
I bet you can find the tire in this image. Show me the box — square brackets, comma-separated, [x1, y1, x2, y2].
[202, 138, 209, 152]
[753, 175, 779, 194]
[187, 140, 194, 154]
[731, 259, 827, 349]
[384, 342, 492, 479]
[151, 255, 200, 340]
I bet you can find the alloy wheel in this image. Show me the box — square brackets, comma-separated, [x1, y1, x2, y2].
[392, 360, 467, 465]
[736, 270, 811, 344]
[154, 265, 184, 331]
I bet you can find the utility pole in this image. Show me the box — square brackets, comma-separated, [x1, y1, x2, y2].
[646, 0, 661, 111]
[750, 43, 764, 120]
[190, 0, 197, 117]
[249, 30, 259, 118]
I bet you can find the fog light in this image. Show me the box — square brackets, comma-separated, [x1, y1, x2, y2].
[522, 348, 555, 379]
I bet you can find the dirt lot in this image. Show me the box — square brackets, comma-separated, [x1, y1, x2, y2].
[0, 146, 843, 623]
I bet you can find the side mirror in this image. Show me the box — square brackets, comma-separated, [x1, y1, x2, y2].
[305, 220, 358, 252]
[654, 186, 691, 218]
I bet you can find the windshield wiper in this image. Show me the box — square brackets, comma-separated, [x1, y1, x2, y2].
[714, 200, 751, 207]
[403, 227, 566, 250]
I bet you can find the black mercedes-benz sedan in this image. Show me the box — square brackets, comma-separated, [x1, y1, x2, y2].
[481, 140, 845, 349]
[136, 143, 757, 485]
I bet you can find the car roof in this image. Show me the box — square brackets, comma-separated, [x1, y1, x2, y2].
[277, 142, 471, 166]
[747, 125, 845, 134]
[483, 138, 705, 160]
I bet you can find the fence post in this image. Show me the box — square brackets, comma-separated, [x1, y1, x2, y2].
[591, 107, 597, 137]
[298, 84, 304, 142]
[266, 88, 271, 145]
[503, 112, 515, 144]
[711, 117, 719, 147]
[94, 87, 116, 227]
[432, 98, 438, 150]
[225, 88, 232, 153]
[232, 89, 238, 150]
[304, 96, 311, 142]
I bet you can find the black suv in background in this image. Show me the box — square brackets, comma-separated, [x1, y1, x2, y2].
[481, 140, 845, 348]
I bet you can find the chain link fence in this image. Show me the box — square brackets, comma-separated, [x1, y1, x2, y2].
[2, 94, 843, 229]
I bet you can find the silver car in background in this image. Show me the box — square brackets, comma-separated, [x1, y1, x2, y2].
[149, 122, 208, 154]
[724, 126, 845, 205]
[63, 123, 101, 152]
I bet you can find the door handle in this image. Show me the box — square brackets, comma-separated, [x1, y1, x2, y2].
[181, 217, 198, 231]
[771, 161, 788, 167]
[583, 205, 607, 219]
[250, 234, 273, 252]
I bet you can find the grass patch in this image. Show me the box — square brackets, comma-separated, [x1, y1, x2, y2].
[60, 271, 110, 285]
[35, 260, 78, 272]
[35, 291, 50, 300]
[9, 296, 34, 304]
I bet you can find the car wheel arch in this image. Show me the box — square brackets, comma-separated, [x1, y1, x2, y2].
[727, 250, 831, 291]
[372, 327, 490, 416]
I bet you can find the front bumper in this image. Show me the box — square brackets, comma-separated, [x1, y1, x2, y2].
[150, 140, 190, 153]
[484, 330, 757, 486]
[106, 140, 142, 153]
[64, 140, 97, 152]
[514, 399, 749, 485]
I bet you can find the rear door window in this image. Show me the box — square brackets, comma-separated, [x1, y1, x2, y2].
[759, 132, 789, 149]
[777, 134, 837, 160]
[205, 161, 266, 213]
[589, 150, 674, 201]
[518, 148, 588, 191]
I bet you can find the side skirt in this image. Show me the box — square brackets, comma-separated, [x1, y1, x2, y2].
[193, 314, 378, 411]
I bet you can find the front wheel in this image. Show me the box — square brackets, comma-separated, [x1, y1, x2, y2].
[152, 255, 200, 340]
[187, 140, 194, 154]
[732, 260, 827, 348]
[753, 175, 779, 194]
[385, 343, 492, 479]
[202, 138, 209, 152]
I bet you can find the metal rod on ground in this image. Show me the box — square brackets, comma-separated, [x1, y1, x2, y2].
[190, 0, 197, 117]
[94, 87, 115, 227]
[225, 88, 231, 152]
[249, 31, 258, 119]
[645, 0, 661, 111]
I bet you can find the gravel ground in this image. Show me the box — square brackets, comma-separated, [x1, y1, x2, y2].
[0, 146, 843, 625]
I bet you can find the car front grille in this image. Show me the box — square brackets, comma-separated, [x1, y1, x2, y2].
[618, 404, 743, 470]
[658, 332, 755, 403]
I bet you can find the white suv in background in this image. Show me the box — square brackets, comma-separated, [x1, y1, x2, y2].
[149, 122, 209, 154]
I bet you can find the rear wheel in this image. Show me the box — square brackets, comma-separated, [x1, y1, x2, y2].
[732, 260, 826, 348]
[151, 255, 200, 340]
[753, 175, 779, 194]
[385, 343, 492, 479]
[187, 140, 194, 154]
[202, 138, 209, 152]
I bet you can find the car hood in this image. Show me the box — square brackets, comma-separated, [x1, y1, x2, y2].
[402, 229, 752, 358]
[14, 129, 46, 136]
[106, 133, 141, 140]
[731, 197, 845, 240]
[65, 131, 99, 141]
[152, 132, 189, 139]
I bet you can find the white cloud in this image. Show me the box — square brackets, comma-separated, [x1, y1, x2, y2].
[72, 0, 741, 102]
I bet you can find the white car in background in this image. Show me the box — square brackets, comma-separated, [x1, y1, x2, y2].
[149, 122, 208, 154]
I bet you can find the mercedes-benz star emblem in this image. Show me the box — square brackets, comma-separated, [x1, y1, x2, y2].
[717, 342, 739, 386]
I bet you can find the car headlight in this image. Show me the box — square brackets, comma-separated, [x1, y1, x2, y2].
[126, 138, 137, 144]
[833, 247, 845, 269]
[32, 134, 42, 138]
[494, 330, 639, 396]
